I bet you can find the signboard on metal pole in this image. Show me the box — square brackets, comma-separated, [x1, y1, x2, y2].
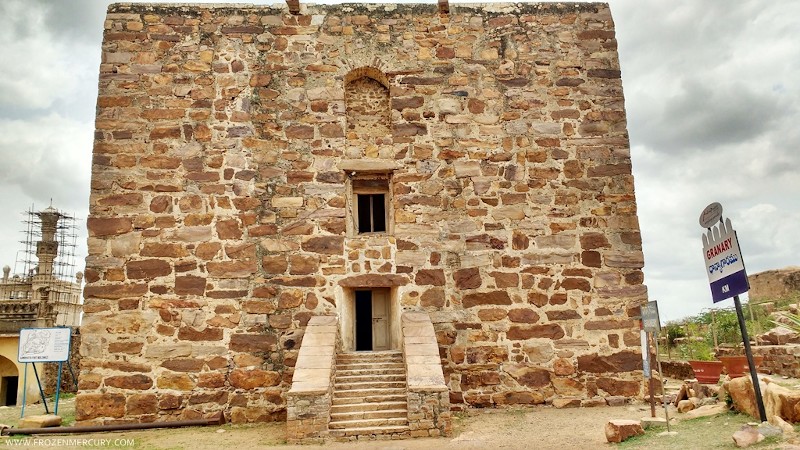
[698, 202, 765, 422]
[17, 327, 72, 418]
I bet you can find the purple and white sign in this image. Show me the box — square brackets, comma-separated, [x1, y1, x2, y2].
[701, 217, 749, 302]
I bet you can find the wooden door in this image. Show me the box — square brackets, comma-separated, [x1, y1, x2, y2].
[371, 289, 389, 351]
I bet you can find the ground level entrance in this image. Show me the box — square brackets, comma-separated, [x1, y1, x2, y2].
[354, 288, 390, 351]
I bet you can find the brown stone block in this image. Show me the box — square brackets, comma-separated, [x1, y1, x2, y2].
[174, 275, 205, 296]
[87, 217, 132, 237]
[507, 309, 539, 323]
[126, 394, 158, 415]
[392, 96, 424, 110]
[578, 30, 615, 40]
[269, 313, 292, 328]
[420, 288, 445, 308]
[140, 243, 186, 258]
[198, 372, 226, 389]
[588, 69, 621, 78]
[108, 341, 144, 354]
[83, 283, 147, 300]
[161, 358, 204, 372]
[289, 254, 319, 275]
[545, 310, 581, 320]
[528, 292, 548, 307]
[158, 393, 184, 410]
[249, 73, 272, 87]
[207, 260, 257, 278]
[301, 235, 343, 255]
[416, 269, 445, 286]
[104, 374, 153, 390]
[477, 308, 507, 321]
[584, 319, 636, 330]
[242, 300, 275, 314]
[462, 290, 511, 308]
[127, 259, 171, 279]
[285, 124, 314, 139]
[229, 368, 281, 389]
[97, 193, 143, 207]
[559, 277, 590, 292]
[216, 219, 243, 239]
[229, 333, 277, 352]
[549, 293, 568, 305]
[177, 326, 223, 341]
[577, 350, 641, 373]
[393, 123, 427, 136]
[490, 272, 519, 288]
[157, 373, 195, 391]
[76, 393, 126, 421]
[149, 126, 181, 140]
[581, 251, 601, 267]
[507, 324, 564, 340]
[465, 346, 508, 365]
[493, 391, 545, 405]
[597, 377, 640, 396]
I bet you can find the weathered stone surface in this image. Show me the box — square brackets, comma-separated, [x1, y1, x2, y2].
[84, 2, 646, 428]
[605, 419, 644, 443]
[462, 291, 512, 308]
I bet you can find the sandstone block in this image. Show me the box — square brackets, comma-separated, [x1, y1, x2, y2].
[605, 419, 644, 443]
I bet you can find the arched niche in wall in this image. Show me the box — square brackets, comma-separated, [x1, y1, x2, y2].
[344, 67, 392, 157]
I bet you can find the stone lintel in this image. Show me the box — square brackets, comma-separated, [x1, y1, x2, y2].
[438, 0, 449, 15]
[338, 274, 409, 287]
[338, 159, 399, 173]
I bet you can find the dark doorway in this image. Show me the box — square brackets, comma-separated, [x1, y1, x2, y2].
[355, 290, 373, 351]
[3, 377, 18, 406]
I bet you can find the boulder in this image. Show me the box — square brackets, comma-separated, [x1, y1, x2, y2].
[724, 376, 766, 419]
[683, 403, 729, 420]
[18, 415, 62, 428]
[605, 419, 644, 443]
[764, 378, 800, 423]
[677, 399, 696, 413]
[756, 326, 800, 345]
[732, 425, 764, 448]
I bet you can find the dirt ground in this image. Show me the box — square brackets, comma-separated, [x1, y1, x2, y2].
[0, 390, 796, 449]
[0, 397, 661, 450]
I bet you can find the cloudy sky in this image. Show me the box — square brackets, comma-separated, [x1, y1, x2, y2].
[0, 0, 797, 322]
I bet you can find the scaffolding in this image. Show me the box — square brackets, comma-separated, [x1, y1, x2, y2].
[9, 205, 81, 316]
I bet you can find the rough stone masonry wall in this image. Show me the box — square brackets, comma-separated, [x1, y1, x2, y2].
[79, 2, 647, 424]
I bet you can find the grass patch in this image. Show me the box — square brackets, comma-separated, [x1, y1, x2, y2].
[618, 412, 784, 449]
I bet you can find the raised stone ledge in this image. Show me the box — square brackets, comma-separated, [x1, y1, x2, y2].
[402, 311, 451, 436]
[287, 315, 338, 441]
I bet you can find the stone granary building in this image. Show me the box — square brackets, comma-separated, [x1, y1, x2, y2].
[80, 1, 648, 440]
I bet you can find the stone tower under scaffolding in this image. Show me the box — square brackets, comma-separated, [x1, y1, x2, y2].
[0, 206, 83, 329]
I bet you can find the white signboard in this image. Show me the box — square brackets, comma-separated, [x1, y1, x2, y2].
[18, 328, 72, 363]
[701, 217, 749, 302]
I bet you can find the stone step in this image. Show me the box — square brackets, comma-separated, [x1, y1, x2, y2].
[328, 417, 408, 430]
[330, 408, 407, 422]
[337, 353, 403, 363]
[330, 401, 408, 414]
[335, 380, 406, 390]
[328, 425, 410, 438]
[336, 368, 405, 377]
[335, 374, 406, 383]
[336, 362, 405, 371]
[331, 393, 407, 405]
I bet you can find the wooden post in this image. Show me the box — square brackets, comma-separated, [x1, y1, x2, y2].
[711, 309, 719, 351]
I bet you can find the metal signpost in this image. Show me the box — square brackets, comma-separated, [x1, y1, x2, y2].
[640, 301, 670, 431]
[17, 327, 72, 418]
[699, 202, 766, 422]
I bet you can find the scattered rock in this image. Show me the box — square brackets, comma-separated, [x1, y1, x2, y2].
[683, 403, 729, 420]
[18, 415, 62, 428]
[677, 399, 695, 413]
[605, 419, 644, 443]
[732, 425, 764, 448]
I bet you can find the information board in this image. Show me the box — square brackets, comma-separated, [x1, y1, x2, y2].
[640, 301, 661, 332]
[18, 328, 72, 363]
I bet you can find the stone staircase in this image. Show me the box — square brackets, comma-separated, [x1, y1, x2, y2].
[329, 351, 410, 439]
